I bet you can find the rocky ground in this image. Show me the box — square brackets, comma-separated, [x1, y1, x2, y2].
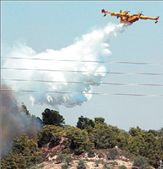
[32, 155, 133, 169]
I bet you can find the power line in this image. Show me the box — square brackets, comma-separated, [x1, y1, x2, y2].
[2, 57, 163, 65]
[1, 89, 163, 97]
[2, 78, 163, 87]
[2, 67, 163, 76]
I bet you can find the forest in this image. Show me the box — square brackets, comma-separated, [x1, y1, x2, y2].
[1, 105, 163, 169]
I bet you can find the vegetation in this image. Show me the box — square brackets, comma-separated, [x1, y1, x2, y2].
[66, 126, 93, 155]
[133, 155, 149, 169]
[118, 165, 127, 169]
[1, 108, 163, 169]
[1, 135, 43, 169]
[77, 160, 86, 169]
[42, 108, 65, 126]
[37, 125, 65, 148]
[77, 116, 95, 131]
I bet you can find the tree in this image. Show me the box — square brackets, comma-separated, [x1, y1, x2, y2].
[94, 117, 105, 124]
[93, 123, 118, 149]
[1, 135, 43, 169]
[42, 108, 64, 126]
[21, 103, 30, 116]
[77, 116, 95, 131]
[66, 127, 93, 155]
[37, 125, 65, 147]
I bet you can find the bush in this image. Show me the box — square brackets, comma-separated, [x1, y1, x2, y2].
[87, 151, 95, 158]
[64, 154, 72, 165]
[108, 148, 119, 160]
[61, 163, 69, 169]
[95, 160, 100, 167]
[1, 135, 43, 169]
[77, 160, 86, 169]
[133, 156, 149, 169]
[56, 153, 66, 163]
[103, 163, 111, 169]
[118, 165, 127, 169]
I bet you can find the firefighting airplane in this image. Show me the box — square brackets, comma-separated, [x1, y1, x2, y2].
[101, 9, 159, 24]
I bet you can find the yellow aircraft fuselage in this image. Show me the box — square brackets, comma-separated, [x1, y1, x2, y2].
[101, 9, 159, 24]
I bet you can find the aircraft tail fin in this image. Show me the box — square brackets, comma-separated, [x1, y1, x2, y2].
[101, 9, 110, 16]
[155, 16, 159, 23]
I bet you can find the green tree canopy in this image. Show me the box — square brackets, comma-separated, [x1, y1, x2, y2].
[37, 125, 65, 148]
[77, 116, 95, 131]
[1, 135, 43, 169]
[42, 108, 65, 126]
[66, 126, 93, 155]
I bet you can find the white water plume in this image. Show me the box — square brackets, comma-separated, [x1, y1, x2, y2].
[2, 23, 126, 107]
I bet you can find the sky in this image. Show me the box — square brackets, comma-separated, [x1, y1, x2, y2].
[1, 1, 163, 131]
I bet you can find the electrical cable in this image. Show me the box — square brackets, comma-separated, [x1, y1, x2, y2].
[2, 57, 163, 65]
[1, 88, 163, 97]
[2, 67, 163, 76]
[2, 78, 163, 87]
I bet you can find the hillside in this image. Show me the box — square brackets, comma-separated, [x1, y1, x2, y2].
[1, 107, 163, 169]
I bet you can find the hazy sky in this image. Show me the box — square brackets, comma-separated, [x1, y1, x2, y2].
[1, 1, 163, 131]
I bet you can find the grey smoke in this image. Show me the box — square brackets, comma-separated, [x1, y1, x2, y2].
[0, 84, 41, 157]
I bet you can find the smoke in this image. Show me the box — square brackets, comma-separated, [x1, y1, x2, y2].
[0, 84, 41, 157]
[2, 23, 126, 108]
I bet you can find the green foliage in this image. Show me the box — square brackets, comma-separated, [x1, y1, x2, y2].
[95, 160, 100, 167]
[128, 127, 163, 167]
[77, 116, 95, 131]
[56, 153, 66, 163]
[61, 163, 69, 169]
[37, 125, 65, 147]
[42, 108, 65, 126]
[94, 117, 105, 124]
[64, 154, 72, 165]
[108, 148, 119, 160]
[1, 135, 43, 169]
[2, 108, 163, 169]
[56, 153, 72, 165]
[66, 126, 93, 155]
[103, 163, 111, 169]
[87, 151, 95, 158]
[77, 160, 86, 169]
[133, 156, 149, 169]
[93, 123, 119, 149]
[118, 165, 127, 169]
[21, 103, 30, 116]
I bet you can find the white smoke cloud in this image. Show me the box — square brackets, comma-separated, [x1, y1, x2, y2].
[2, 23, 126, 107]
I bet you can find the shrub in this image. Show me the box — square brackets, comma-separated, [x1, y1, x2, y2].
[95, 160, 100, 167]
[133, 156, 149, 169]
[77, 160, 86, 169]
[61, 163, 69, 169]
[103, 163, 111, 169]
[87, 151, 95, 158]
[118, 165, 127, 169]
